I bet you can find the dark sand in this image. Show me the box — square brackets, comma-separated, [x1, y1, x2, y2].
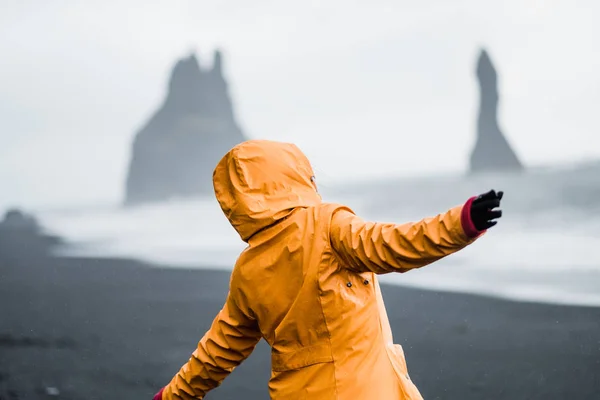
[1, 247, 599, 399]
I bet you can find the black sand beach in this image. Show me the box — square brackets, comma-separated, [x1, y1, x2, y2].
[1, 244, 599, 399]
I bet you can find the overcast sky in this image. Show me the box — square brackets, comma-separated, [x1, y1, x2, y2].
[1, 0, 598, 210]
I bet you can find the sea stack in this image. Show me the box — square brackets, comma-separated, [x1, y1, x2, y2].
[124, 50, 246, 205]
[469, 49, 523, 173]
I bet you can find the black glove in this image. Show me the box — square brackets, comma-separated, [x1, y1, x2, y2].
[470, 189, 503, 231]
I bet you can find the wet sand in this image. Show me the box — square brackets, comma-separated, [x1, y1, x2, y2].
[1, 247, 599, 399]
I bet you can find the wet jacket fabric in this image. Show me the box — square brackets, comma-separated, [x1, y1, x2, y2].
[157, 140, 482, 400]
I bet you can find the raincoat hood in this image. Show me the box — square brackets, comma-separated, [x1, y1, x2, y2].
[213, 140, 321, 241]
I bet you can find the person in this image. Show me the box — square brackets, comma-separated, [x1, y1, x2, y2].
[152, 139, 503, 400]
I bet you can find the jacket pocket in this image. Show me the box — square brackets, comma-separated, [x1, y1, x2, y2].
[271, 343, 334, 372]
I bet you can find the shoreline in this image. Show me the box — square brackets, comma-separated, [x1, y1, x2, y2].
[2, 252, 599, 399]
[50, 248, 600, 309]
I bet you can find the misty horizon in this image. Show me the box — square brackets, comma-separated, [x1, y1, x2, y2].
[1, 1, 599, 210]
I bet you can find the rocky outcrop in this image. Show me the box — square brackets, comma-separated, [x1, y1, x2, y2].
[0, 209, 62, 256]
[469, 49, 523, 172]
[124, 50, 246, 205]
[0, 209, 39, 231]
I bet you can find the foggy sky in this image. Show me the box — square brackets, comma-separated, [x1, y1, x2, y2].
[1, 0, 598, 210]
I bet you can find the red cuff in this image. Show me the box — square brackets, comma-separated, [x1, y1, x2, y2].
[153, 387, 164, 400]
[461, 196, 484, 238]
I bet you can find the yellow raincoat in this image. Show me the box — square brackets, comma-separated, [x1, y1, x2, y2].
[159, 140, 482, 399]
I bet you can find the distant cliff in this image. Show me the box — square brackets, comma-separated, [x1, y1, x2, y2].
[470, 49, 523, 172]
[124, 50, 246, 205]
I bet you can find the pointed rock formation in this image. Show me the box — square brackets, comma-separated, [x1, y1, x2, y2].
[469, 49, 523, 173]
[124, 50, 246, 205]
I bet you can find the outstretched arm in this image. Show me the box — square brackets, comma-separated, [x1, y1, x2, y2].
[155, 294, 261, 400]
[330, 190, 503, 274]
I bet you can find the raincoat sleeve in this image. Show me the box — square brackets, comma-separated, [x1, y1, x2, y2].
[329, 200, 482, 274]
[160, 293, 262, 400]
